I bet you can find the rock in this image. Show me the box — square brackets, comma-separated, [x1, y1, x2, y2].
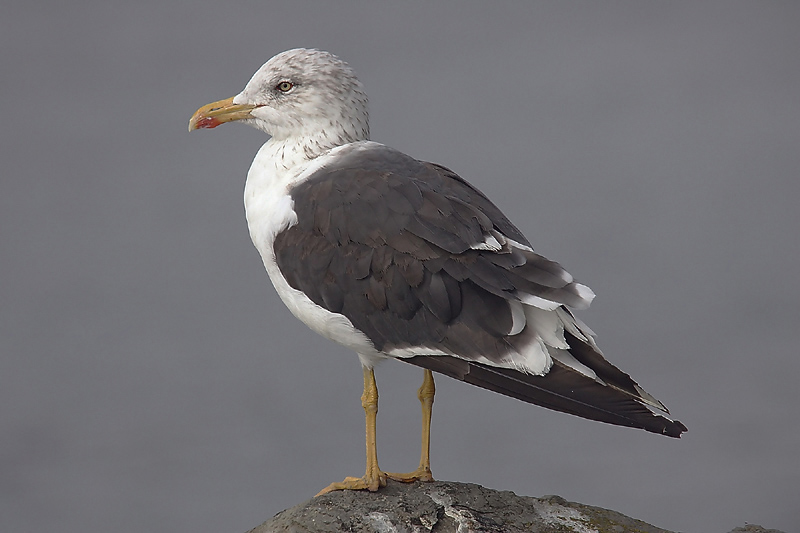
[247, 480, 673, 532]
[727, 527, 787, 533]
[245, 480, 787, 532]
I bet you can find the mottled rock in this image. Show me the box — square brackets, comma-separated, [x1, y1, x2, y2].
[249, 480, 668, 532]
[245, 480, 786, 533]
[727, 526, 787, 533]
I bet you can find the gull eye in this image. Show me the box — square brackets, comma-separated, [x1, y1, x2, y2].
[275, 81, 294, 93]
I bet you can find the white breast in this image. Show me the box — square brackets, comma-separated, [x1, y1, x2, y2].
[243, 140, 381, 364]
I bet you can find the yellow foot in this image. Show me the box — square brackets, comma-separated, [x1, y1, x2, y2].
[385, 466, 434, 483]
[315, 472, 387, 496]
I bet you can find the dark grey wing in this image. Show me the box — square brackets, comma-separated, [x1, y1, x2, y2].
[421, 162, 532, 248]
[274, 144, 685, 437]
[275, 145, 585, 359]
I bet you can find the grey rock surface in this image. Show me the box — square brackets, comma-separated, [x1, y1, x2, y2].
[246, 480, 788, 532]
[726, 527, 787, 533]
[248, 480, 671, 532]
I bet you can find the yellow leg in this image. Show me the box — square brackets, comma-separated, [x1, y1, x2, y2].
[316, 366, 387, 495]
[386, 369, 435, 483]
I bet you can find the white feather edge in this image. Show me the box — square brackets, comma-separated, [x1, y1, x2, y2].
[470, 233, 504, 251]
[549, 348, 603, 382]
[508, 300, 527, 336]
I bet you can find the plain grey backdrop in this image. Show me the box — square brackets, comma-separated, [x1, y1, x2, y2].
[3, 2, 798, 532]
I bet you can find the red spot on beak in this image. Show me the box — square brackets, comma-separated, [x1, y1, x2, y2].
[194, 116, 222, 129]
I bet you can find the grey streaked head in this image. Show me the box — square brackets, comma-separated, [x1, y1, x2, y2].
[232, 48, 370, 145]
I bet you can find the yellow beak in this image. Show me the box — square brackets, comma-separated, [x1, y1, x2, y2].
[188, 96, 259, 131]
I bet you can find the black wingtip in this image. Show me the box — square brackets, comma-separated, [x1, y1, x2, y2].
[663, 419, 688, 438]
[405, 355, 687, 438]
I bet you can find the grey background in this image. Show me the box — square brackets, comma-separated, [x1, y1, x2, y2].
[2, 2, 798, 532]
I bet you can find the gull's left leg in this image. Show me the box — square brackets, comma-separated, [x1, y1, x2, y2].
[386, 369, 435, 483]
[316, 366, 388, 495]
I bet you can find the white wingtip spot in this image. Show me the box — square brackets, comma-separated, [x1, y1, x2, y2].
[572, 283, 595, 309]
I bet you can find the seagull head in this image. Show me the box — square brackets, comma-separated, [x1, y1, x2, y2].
[189, 48, 369, 148]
